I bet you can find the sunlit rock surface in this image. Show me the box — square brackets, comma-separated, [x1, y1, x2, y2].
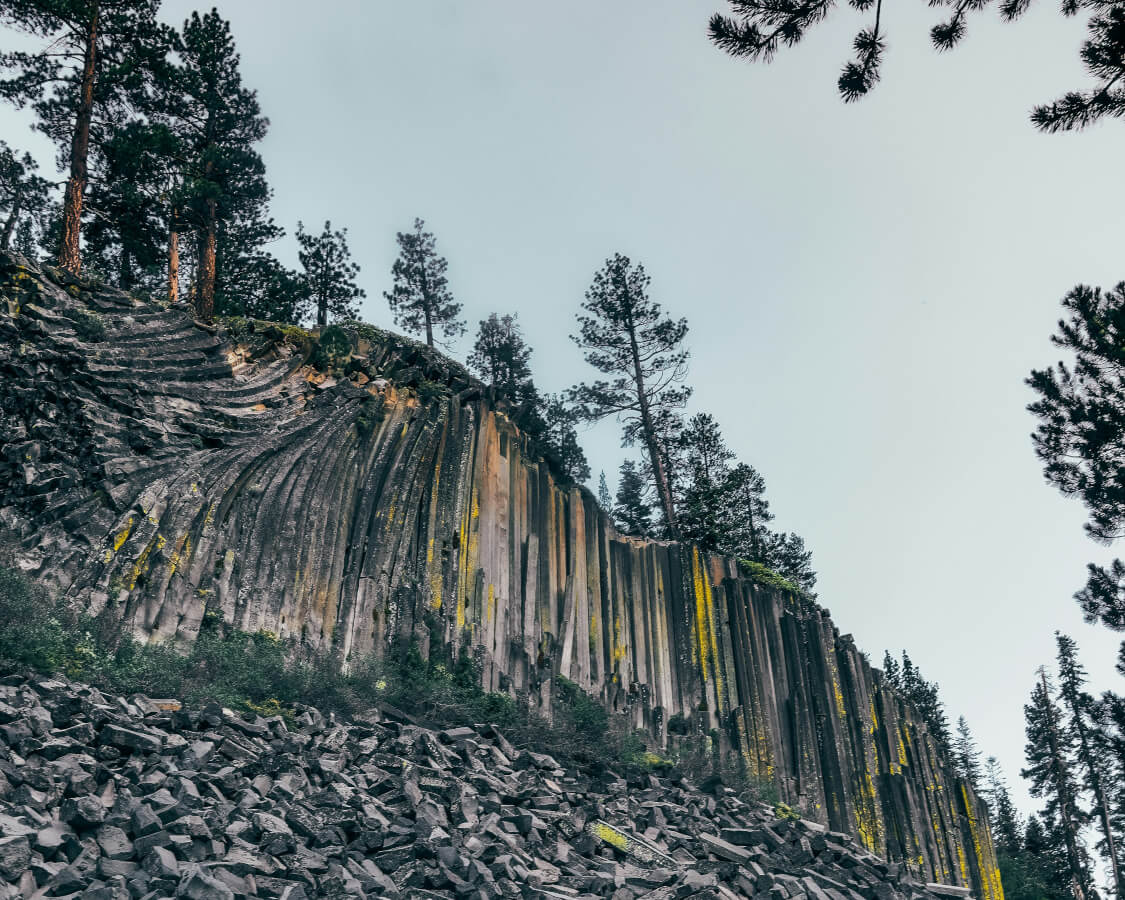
[0, 253, 1002, 900]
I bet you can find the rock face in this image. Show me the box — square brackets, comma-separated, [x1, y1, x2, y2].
[0, 671, 982, 900]
[0, 254, 1002, 900]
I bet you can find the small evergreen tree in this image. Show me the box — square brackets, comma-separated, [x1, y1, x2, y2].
[721, 462, 774, 562]
[1023, 668, 1095, 900]
[983, 757, 1024, 853]
[953, 716, 983, 791]
[1022, 814, 1075, 900]
[597, 471, 612, 512]
[569, 253, 691, 539]
[0, 140, 50, 252]
[763, 531, 817, 594]
[882, 651, 901, 689]
[296, 220, 364, 328]
[537, 394, 589, 484]
[384, 218, 464, 348]
[614, 459, 653, 538]
[0, 0, 168, 272]
[678, 413, 735, 552]
[899, 652, 952, 751]
[468, 313, 535, 405]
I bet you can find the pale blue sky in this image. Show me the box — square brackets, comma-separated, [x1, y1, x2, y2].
[3, 1, 1122, 815]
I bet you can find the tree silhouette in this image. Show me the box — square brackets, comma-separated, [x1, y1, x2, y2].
[384, 218, 464, 348]
[569, 253, 690, 538]
[297, 220, 364, 328]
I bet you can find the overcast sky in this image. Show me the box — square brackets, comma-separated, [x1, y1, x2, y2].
[3, 1, 1122, 816]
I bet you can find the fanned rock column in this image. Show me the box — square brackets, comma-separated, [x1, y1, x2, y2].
[0, 254, 1002, 900]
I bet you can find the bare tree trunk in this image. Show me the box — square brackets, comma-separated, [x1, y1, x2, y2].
[1, 188, 22, 250]
[167, 208, 179, 304]
[1041, 670, 1089, 900]
[58, 4, 99, 274]
[196, 198, 216, 322]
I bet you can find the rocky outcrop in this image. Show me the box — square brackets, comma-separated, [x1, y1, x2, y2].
[0, 671, 982, 900]
[0, 254, 1002, 900]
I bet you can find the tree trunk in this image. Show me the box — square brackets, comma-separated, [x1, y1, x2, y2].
[196, 198, 216, 322]
[625, 311, 679, 540]
[58, 4, 100, 274]
[167, 209, 179, 304]
[317, 294, 327, 329]
[1041, 670, 1088, 900]
[119, 248, 132, 291]
[1, 187, 22, 250]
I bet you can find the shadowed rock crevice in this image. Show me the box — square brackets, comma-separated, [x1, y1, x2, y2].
[0, 254, 1002, 899]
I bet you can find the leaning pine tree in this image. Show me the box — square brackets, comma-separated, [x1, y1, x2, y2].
[569, 253, 691, 539]
[384, 218, 464, 348]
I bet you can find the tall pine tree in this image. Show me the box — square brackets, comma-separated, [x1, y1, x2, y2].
[1055, 633, 1123, 896]
[678, 413, 735, 552]
[384, 218, 464, 348]
[170, 9, 275, 322]
[1022, 668, 1095, 900]
[0, 0, 167, 272]
[569, 253, 690, 539]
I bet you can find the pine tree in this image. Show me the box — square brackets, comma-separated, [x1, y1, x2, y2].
[1055, 633, 1123, 896]
[678, 413, 735, 552]
[614, 459, 653, 538]
[1022, 668, 1095, 900]
[569, 253, 691, 539]
[708, 0, 1125, 130]
[226, 252, 309, 324]
[721, 462, 774, 562]
[0, 141, 50, 252]
[0, 1, 168, 272]
[1023, 814, 1075, 900]
[882, 651, 901, 690]
[763, 531, 817, 594]
[953, 716, 983, 791]
[468, 313, 535, 406]
[384, 218, 464, 348]
[982, 757, 1024, 854]
[537, 393, 589, 484]
[169, 9, 275, 322]
[899, 652, 952, 751]
[597, 471, 612, 512]
[295, 220, 364, 328]
[84, 119, 176, 290]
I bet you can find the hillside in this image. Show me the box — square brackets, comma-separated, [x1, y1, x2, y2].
[0, 252, 1001, 900]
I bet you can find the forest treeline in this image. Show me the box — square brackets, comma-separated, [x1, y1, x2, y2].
[4, 5, 1125, 900]
[0, 1, 819, 594]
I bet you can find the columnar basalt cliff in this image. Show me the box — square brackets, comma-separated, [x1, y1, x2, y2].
[0, 254, 1002, 900]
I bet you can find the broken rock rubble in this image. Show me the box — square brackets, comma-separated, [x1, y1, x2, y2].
[0, 674, 975, 899]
